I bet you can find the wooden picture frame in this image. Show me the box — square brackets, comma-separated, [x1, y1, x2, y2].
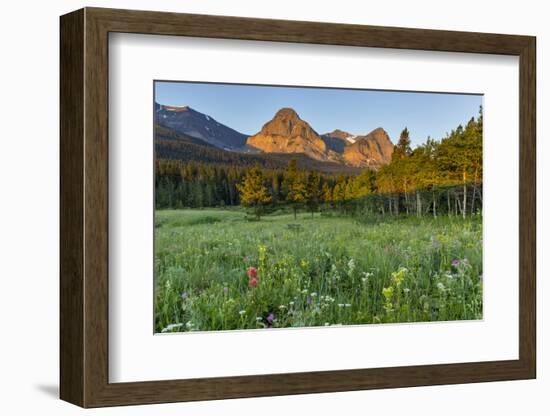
[60, 7, 536, 408]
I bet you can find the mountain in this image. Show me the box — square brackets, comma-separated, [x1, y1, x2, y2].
[343, 127, 394, 168]
[155, 123, 361, 174]
[155, 103, 248, 150]
[321, 129, 355, 153]
[155, 104, 394, 171]
[246, 108, 332, 161]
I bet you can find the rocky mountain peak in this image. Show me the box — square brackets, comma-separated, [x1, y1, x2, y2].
[274, 107, 300, 119]
[247, 108, 329, 160]
[343, 127, 394, 168]
[326, 129, 352, 140]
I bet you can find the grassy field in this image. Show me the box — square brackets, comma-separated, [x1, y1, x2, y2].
[155, 209, 482, 333]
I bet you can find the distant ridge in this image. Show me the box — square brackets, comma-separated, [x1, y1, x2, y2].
[155, 103, 248, 150]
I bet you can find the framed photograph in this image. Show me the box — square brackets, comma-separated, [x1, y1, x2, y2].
[60, 7, 536, 408]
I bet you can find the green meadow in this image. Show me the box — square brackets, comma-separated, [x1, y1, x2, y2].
[155, 209, 482, 333]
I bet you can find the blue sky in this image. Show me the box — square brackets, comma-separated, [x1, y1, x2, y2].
[155, 81, 482, 147]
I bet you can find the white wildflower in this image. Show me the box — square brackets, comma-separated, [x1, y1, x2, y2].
[161, 323, 183, 333]
[239, 310, 246, 315]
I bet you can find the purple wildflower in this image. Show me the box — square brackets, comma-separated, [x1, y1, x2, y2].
[180, 293, 189, 300]
[223, 287, 229, 293]
[451, 259, 461, 268]
[266, 313, 274, 325]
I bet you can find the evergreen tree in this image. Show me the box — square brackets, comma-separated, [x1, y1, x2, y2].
[305, 170, 322, 217]
[237, 165, 272, 220]
[282, 159, 307, 219]
[393, 127, 412, 160]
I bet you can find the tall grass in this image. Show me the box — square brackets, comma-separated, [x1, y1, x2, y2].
[155, 209, 482, 333]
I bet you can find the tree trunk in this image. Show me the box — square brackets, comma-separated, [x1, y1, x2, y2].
[447, 191, 451, 217]
[471, 168, 478, 215]
[416, 191, 422, 218]
[432, 191, 437, 218]
[462, 170, 467, 219]
[395, 195, 399, 215]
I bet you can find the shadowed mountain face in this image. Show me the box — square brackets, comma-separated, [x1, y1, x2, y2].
[343, 127, 394, 168]
[155, 103, 248, 150]
[321, 129, 355, 153]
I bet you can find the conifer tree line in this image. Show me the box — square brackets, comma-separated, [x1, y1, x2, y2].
[156, 109, 483, 219]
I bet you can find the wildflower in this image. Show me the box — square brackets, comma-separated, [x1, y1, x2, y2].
[256, 316, 262, 321]
[249, 277, 258, 288]
[301, 289, 308, 295]
[338, 303, 345, 308]
[391, 267, 407, 286]
[451, 259, 461, 268]
[223, 287, 229, 293]
[247, 267, 258, 279]
[266, 313, 274, 325]
[161, 323, 183, 333]
[403, 288, 411, 294]
[347, 258, 356, 272]
[345, 303, 352, 308]
[180, 293, 189, 300]
[310, 292, 317, 298]
[185, 321, 194, 329]
[382, 286, 394, 301]
[239, 310, 246, 316]
[289, 301, 295, 306]
[279, 305, 286, 310]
